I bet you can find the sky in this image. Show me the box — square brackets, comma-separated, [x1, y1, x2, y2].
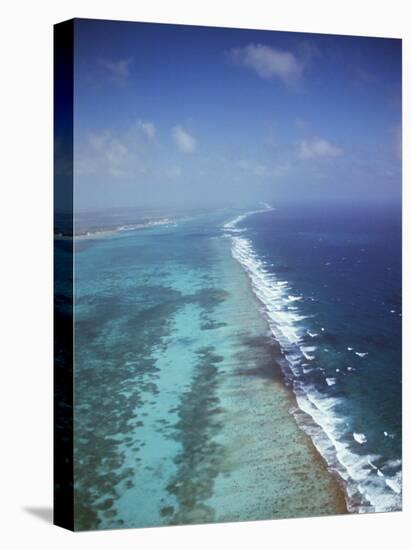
[69, 18, 402, 211]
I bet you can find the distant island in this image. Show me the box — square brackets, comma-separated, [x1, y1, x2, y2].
[54, 216, 174, 239]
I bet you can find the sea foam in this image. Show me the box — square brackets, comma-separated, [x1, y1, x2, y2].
[224, 207, 402, 514]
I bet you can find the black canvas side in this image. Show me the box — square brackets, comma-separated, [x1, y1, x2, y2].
[53, 18, 74, 532]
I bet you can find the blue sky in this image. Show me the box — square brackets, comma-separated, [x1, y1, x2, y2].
[72, 18, 401, 210]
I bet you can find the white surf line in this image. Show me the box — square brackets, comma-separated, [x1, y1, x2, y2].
[353, 432, 367, 444]
[223, 203, 274, 231]
[224, 204, 402, 514]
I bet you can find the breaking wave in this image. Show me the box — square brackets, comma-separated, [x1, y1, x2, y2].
[223, 207, 402, 514]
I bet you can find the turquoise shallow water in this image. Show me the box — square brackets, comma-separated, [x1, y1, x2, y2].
[72, 213, 345, 530]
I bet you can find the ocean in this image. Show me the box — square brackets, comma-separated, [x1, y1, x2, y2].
[229, 203, 402, 512]
[67, 202, 401, 529]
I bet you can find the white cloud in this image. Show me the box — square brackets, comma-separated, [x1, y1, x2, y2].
[172, 125, 196, 153]
[299, 137, 344, 159]
[88, 130, 111, 151]
[228, 44, 303, 87]
[99, 58, 133, 81]
[77, 130, 141, 179]
[77, 119, 162, 181]
[104, 139, 129, 177]
[138, 120, 156, 141]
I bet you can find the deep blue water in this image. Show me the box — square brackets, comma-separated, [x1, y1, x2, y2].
[232, 203, 402, 511]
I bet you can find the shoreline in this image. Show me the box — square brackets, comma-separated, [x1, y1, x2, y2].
[55, 217, 174, 241]
[205, 234, 348, 521]
[224, 207, 401, 514]
[236, 263, 349, 513]
[223, 210, 351, 514]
